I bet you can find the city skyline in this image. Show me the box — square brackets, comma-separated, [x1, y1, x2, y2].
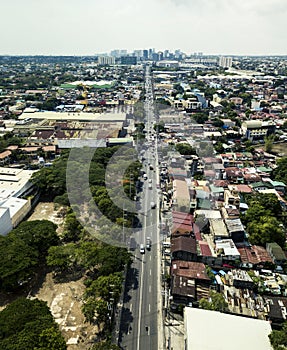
[1, 0, 287, 56]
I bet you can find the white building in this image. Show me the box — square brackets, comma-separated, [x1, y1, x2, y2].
[184, 308, 272, 350]
[98, 56, 115, 65]
[219, 56, 233, 68]
[0, 207, 13, 235]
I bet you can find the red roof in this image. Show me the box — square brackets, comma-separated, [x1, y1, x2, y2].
[238, 245, 273, 265]
[171, 260, 210, 281]
[199, 242, 213, 257]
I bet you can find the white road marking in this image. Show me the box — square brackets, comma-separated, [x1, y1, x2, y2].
[130, 303, 133, 312]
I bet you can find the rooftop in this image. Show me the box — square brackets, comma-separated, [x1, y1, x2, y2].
[184, 308, 272, 350]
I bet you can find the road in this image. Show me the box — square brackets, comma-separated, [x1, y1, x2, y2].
[119, 65, 163, 350]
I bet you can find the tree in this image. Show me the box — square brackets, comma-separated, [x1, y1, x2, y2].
[0, 235, 38, 291]
[269, 322, 287, 350]
[0, 297, 66, 350]
[264, 135, 275, 153]
[62, 211, 83, 243]
[199, 291, 227, 312]
[89, 341, 121, 350]
[175, 143, 197, 156]
[84, 273, 123, 302]
[272, 157, 287, 185]
[9, 220, 59, 256]
[46, 243, 78, 273]
[97, 245, 131, 276]
[191, 112, 209, 124]
[247, 216, 285, 247]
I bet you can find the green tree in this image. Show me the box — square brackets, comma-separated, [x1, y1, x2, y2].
[46, 243, 78, 273]
[0, 235, 38, 291]
[272, 157, 287, 185]
[9, 220, 59, 256]
[84, 273, 123, 301]
[175, 143, 197, 155]
[62, 211, 83, 243]
[247, 216, 285, 247]
[89, 341, 121, 350]
[269, 322, 287, 350]
[199, 291, 227, 312]
[0, 297, 66, 350]
[264, 135, 275, 153]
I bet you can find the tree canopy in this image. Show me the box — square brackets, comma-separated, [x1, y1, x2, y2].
[175, 143, 197, 156]
[0, 220, 59, 292]
[269, 322, 287, 350]
[0, 297, 66, 350]
[199, 291, 228, 312]
[272, 157, 287, 185]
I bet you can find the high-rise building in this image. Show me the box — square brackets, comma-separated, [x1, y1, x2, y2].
[133, 50, 143, 59]
[219, 56, 233, 68]
[98, 56, 115, 65]
[143, 49, 149, 60]
[120, 56, 137, 65]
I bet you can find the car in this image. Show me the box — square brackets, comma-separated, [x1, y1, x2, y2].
[148, 179, 152, 183]
[151, 201, 156, 209]
[146, 237, 151, 250]
[140, 244, 145, 254]
[129, 237, 136, 251]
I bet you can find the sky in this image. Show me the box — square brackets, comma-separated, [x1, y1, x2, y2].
[0, 0, 286, 56]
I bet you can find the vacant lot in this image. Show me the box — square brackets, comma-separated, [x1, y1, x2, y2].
[28, 202, 98, 349]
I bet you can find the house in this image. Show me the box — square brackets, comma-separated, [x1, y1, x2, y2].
[224, 186, 241, 208]
[227, 269, 254, 289]
[0, 150, 12, 165]
[170, 261, 211, 304]
[241, 120, 276, 141]
[237, 245, 273, 268]
[225, 167, 243, 183]
[224, 218, 245, 243]
[172, 179, 190, 213]
[209, 218, 229, 241]
[215, 239, 241, 262]
[266, 243, 287, 265]
[265, 296, 287, 325]
[171, 236, 197, 262]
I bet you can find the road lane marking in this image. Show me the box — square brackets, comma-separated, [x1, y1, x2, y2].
[149, 285, 151, 293]
[130, 303, 132, 312]
[149, 304, 151, 312]
[150, 269, 151, 276]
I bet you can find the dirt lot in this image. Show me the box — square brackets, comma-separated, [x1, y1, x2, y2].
[28, 202, 99, 349]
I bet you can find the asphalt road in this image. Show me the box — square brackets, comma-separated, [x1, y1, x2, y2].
[119, 66, 161, 350]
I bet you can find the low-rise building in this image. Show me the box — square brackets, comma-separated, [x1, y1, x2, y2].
[266, 243, 287, 266]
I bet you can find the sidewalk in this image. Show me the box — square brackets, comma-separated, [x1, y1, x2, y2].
[164, 314, 185, 350]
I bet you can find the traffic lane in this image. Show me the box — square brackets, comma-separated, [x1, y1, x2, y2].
[140, 250, 158, 349]
[120, 253, 141, 349]
[143, 243, 159, 349]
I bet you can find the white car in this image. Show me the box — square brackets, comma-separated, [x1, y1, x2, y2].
[140, 244, 145, 254]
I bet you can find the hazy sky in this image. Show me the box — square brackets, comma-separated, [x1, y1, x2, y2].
[1, 0, 286, 56]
